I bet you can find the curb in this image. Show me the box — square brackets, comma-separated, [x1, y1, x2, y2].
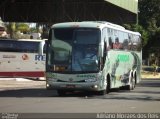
[0, 78, 32, 81]
[141, 76, 160, 79]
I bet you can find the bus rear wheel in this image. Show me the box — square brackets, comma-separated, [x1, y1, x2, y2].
[127, 76, 135, 90]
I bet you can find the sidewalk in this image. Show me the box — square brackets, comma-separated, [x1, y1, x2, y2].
[141, 71, 160, 79]
[0, 78, 45, 90]
[0, 78, 34, 81]
[0, 77, 45, 81]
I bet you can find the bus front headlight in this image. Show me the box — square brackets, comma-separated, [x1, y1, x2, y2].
[85, 78, 97, 82]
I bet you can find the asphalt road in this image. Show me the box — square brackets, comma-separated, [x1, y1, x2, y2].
[0, 78, 160, 115]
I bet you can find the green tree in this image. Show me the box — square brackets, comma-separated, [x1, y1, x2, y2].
[138, 0, 160, 61]
[16, 23, 30, 33]
[6, 22, 16, 38]
[139, 0, 160, 28]
[6, 23, 30, 38]
[139, 0, 160, 38]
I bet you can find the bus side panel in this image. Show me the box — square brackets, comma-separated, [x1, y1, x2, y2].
[108, 50, 141, 88]
[130, 51, 142, 83]
[0, 52, 46, 77]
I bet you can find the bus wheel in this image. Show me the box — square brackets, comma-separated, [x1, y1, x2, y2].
[106, 77, 110, 94]
[127, 76, 135, 90]
[132, 76, 136, 89]
[57, 90, 66, 96]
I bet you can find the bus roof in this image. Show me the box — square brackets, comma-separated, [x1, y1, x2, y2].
[51, 21, 140, 36]
[52, 22, 102, 29]
[52, 21, 125, 29]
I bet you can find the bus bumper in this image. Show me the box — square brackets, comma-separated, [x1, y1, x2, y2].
[46, 81, 102, 91]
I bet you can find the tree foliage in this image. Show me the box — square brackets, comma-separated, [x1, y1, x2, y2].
[6, 23, 30, 38]
[6, 22, 16, 38]
[139, 0, 160, 29]
[139, 0, 160, 37]
[138, 0, 160, 59]
[16, 23, 30, 33]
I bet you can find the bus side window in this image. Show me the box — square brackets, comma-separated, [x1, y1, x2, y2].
[128, 34, 133, 50]
[113, 37, 122, 49]
[132, 35, 142, 51]
[107, 28, 113, 50]
[108, 37, 113, 49]
[123, 39, 129, 50]
[123, 33, 129, 50]
[137, 36, 142, 51]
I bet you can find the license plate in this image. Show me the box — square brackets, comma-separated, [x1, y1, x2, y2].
[66, 85, 75, 88]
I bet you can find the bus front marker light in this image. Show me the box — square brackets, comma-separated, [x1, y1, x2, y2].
[94, 85, 98, 89]
[46, 83, 50, 87]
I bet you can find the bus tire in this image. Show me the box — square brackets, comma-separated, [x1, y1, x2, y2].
[127, 75, 135, 90]
[133, 74, 136, 89]
[106, 75, 111, 94]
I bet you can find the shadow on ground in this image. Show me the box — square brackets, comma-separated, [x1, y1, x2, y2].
[0, 79, 159, 101]
[0, 88, 55, 97]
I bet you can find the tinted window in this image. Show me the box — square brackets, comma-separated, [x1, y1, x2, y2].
[74, 29, 99, 45]
[54, 28, 74, 43]
[0, 40, 40, 53]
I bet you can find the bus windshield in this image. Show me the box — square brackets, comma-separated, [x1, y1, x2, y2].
[48, 28, 100, 73]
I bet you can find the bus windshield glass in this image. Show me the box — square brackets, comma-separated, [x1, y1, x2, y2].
[48, 28, 100, 73]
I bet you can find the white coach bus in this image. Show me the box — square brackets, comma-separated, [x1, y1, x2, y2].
[45, 21, 142, 95]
